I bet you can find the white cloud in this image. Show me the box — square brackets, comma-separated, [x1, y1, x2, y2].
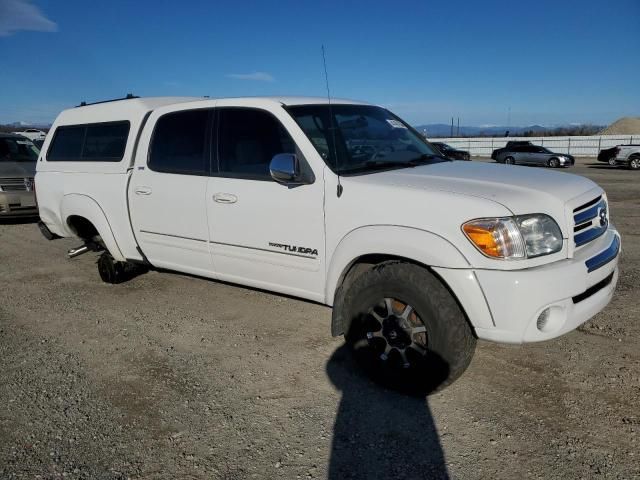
[0, 0, 57, 37]
[226, 72, 274, 82]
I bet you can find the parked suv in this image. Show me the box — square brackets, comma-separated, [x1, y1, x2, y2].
[598, 145, 640, 170]
[495, 144, 575, 168]
[0, 133, 38, 217]
[35, 96, 621, 393]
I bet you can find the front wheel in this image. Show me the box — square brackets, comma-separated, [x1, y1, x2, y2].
[548, 157, 560, 168]
[504, 156, 515, 165]
[629, 155, 640, 170]
[342, 261, 476, 395]
[608, 157, 617, 166]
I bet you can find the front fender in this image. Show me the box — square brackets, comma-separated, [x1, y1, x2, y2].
[325, 225, 471, 306]
[61, 194, 125, 261]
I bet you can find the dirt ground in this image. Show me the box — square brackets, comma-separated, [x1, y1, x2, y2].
[1, 157, 638, 480]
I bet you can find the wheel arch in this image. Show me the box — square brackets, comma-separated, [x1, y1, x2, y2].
[61, 194, 125, 261]
[326, 226, 477, 337]
[326, 226, 471, 307]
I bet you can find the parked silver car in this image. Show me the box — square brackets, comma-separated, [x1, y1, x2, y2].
[495, 144, 574, 168]
[0, 133, 38, 217]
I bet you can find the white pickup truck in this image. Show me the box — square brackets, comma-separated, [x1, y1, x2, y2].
[35, 96, 621, 392]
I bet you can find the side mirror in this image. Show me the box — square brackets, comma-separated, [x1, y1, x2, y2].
[270, 153, 303, 184]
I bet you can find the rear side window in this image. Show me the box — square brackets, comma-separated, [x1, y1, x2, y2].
[47, 121, 129, 162]
[148, 109, 209, 175]
[217, 108, 296, 180]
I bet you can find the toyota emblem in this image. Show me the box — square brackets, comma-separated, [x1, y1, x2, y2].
[24, 178, 33, 192]
[599, 207, 607, 227]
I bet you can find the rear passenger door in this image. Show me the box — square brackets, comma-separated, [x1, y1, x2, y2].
[514, 145, 534, 164]
[129, 108, 214, 276]
[205, 105, 326, 301]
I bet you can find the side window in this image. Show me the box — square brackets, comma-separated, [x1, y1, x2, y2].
[47, 122, 129, 162]
[83, 123, 129, 159]
[47, 126, 84, 160]
[217, 108, 295, 180]
[149, 109, 209, 175]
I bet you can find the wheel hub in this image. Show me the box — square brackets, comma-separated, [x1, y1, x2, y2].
[364, 297, 428, 368]
[382, 316, 412, 348]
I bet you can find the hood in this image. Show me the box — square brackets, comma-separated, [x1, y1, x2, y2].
[0, 161, 36, 177]
[346, 160, 599, 218]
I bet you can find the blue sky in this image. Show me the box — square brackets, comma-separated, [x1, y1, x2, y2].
[0, 0, 638, 126]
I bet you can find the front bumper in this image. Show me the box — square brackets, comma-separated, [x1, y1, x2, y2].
[0, 191, 38, 217]
[437, 227, 621, 344]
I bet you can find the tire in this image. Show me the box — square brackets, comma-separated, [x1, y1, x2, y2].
[341, 261, 476, 395]
[608, 157, 617, 166]
[548, 157, 560, 168]
[97, 252, 147, 284]
[504, 156, 515, 165]
[629, 155, 640, 170]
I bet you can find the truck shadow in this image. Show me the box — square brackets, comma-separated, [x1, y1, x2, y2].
[325, 345, 450, 480]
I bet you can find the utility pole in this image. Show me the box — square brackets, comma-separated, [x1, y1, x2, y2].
[451, 117, 454, 137]
[457, 117, 460, 136]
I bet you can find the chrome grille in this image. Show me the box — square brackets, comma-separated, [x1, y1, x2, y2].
[0, 177, 33, 192]
[573, 195, 608, 247]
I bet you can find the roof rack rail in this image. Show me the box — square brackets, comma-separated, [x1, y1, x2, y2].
[76, 93, 139, 107]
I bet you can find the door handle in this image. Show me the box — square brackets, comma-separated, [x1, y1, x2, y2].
[134, 186, 152, 195]
[213, 193, 237, 204]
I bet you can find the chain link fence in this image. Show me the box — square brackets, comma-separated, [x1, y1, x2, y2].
[428, 135, 638, 157]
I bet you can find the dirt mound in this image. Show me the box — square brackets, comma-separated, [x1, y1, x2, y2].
[600, 117, 640, 135]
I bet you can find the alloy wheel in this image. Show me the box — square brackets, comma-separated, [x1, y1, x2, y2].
[354, 297, 428, 369]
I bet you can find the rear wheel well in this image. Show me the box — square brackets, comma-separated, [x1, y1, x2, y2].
[66, 215, 100, 241]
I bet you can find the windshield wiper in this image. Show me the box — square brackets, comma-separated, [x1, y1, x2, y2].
[407, 153, 449, 165]
[338, 153, 448, 175]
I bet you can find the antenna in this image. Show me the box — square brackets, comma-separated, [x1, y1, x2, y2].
[322, 45, 343, 198]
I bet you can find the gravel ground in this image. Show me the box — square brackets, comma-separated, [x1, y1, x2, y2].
[1, 157, 638, 479]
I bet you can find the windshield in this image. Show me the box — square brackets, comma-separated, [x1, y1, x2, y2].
[287, 104, 446, 174]
[0, 137, 40, 162]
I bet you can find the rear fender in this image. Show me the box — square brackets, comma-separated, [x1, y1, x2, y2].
[61, 194, 125, 261]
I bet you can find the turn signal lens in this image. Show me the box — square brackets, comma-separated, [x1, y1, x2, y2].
[462, 218, 526, 259]
[463, 224, 501, 257]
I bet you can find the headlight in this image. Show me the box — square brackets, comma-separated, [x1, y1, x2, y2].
[462, 214, 563, 259]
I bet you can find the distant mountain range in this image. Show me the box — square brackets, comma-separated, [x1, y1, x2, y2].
[4, 121, 51, 129]
[414, 123, 561, 137]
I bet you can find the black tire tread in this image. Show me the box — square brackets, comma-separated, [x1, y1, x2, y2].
[342, 261, 476, 393]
